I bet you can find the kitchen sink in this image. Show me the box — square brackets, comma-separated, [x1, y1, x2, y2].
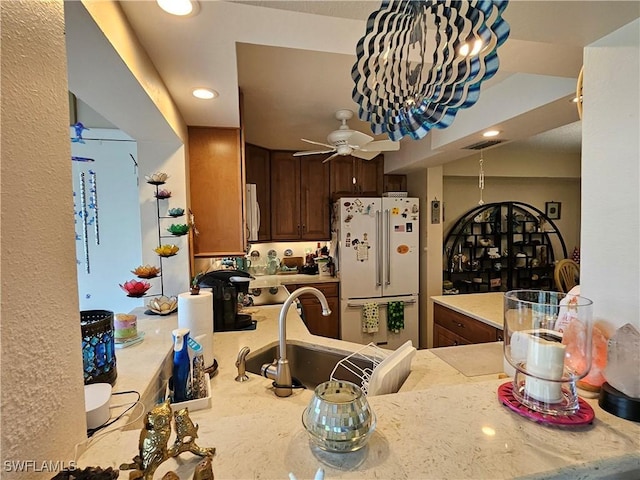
[245, 342, 372, 390]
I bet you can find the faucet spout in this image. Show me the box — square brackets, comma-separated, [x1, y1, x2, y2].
[262, 286, 331, 397]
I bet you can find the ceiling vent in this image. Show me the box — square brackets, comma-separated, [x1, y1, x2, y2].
[464, 139, 505, 150]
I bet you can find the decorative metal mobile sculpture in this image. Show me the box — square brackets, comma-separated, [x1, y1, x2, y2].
[352, 0, 510, 141]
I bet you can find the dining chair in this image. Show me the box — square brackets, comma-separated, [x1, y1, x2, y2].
[554, 259, 580, 293]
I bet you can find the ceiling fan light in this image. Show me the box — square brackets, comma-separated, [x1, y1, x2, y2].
[157, 0, 195, 16]
[192, 88, 218, 100]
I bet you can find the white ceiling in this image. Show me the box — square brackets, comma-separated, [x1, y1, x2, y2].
[115, 1, 639, 171]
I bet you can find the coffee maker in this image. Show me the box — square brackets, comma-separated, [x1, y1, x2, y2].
[198, 270, 254, 331]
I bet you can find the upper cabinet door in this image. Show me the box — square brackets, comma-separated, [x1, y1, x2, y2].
[330, 156, 357, 199]
[329, 155, 384, 199]
[356, 154, 384, 196]
[189, 127, 246, 256]
[300, 155, 330, 240]
[270, 152, 330, 241]
[270, 151, 301, 240]
[245, 143, 271, 241]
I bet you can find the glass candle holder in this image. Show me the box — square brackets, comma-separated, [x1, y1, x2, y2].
[504, 290, 593, 415]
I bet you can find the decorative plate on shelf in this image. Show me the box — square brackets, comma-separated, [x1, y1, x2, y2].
[168, 207, 185, 217]
[147, 296, 178, 315]
[145, 172, 168, 185]
[131, 264, 161, 279]
[167, 224, 190, 236]
[155, 244, 180, 257]
[155, 189, 172, 199]
[120, 279, 151, 297]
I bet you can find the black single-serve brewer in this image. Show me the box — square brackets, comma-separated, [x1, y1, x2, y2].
[198, 270, 254, 331]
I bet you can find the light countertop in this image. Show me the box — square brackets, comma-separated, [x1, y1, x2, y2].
[77, 298, 640, 479]
[249, 273, 339, 288]
[432, 292, 504, 329]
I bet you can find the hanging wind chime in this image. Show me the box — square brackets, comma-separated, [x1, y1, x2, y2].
[478, 149, 485, 205]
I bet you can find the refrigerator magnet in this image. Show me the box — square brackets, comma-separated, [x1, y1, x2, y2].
[397, 245, 410, 254]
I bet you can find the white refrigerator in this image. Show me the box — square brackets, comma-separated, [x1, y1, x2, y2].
[335, 197, 420, 350]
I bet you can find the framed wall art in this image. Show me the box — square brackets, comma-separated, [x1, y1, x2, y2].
[545, 201, 561, 220]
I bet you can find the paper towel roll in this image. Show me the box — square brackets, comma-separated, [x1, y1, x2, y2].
[178, 291, 214, 368]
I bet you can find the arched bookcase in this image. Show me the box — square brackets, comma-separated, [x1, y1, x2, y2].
[443, 201, 568, 293]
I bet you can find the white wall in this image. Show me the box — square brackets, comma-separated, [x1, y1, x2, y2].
[581, 19, 640, 329]
[71, 128, 142, 314]
[1, 1, 87, 473]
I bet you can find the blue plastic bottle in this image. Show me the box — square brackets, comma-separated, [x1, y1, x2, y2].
[172, 328, 191, 403]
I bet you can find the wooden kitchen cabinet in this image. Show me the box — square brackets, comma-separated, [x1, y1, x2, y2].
[383, 174, 407, 192]
[245, 143, 271, 241]
[289, 282, 340, 339]
[270, 151, 330, 240]
[189, 127, 246, 257]
[433, 303, 502, 347]
[330, 155, 384, 199]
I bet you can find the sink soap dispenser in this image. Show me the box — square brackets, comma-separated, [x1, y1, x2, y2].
[172, 328, 191, 403]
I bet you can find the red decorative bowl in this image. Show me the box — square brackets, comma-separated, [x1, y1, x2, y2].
[119, 279, 151, 297]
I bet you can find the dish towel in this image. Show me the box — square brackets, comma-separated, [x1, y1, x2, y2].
[387, 301, 405, 333]
[361, 302, 379, 333]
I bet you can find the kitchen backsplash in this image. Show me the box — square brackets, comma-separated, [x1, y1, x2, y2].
[194, 241, 333, 274]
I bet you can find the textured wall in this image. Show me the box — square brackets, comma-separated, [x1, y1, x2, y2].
[1, 0, 87, 475]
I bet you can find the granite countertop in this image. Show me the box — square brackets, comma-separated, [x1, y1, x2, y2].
[432, 292, 504, 329]
[77, 298, 640, 479]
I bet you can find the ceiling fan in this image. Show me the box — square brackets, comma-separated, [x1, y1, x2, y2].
[293, 109, 400, 163]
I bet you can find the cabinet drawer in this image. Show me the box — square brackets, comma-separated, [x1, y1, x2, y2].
[434, 303, 498, 344]
[434, 324, 471, 348]
[294, 282, 338, 298]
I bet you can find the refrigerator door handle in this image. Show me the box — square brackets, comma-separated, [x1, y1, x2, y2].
[376, 210, 382, 287]
[385, 209, 391, 286]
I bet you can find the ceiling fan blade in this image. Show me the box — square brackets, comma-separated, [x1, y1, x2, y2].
[352, 150, 380, 161]
[301, 138, 334, 149]
[293, 149, 335, 157]
[347, 130, 374, 148]
[322, 152, 340, 163]
[360, 139, 400, 152]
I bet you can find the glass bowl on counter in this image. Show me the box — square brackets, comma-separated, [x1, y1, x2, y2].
[302, 380, 376, 453]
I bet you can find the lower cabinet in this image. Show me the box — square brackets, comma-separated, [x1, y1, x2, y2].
[433, 303, 502, 347]
[289, 282, 340, 339]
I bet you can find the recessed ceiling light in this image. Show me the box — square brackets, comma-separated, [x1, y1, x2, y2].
[157, 0, 197, 16]
[192, 88, 218, 100]
[483, 130, 500, 138]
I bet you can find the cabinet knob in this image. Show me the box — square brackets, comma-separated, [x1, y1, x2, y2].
[454, 322, 464, 328]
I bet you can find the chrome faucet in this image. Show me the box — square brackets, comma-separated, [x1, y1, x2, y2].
[261, 287, 331, 397]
